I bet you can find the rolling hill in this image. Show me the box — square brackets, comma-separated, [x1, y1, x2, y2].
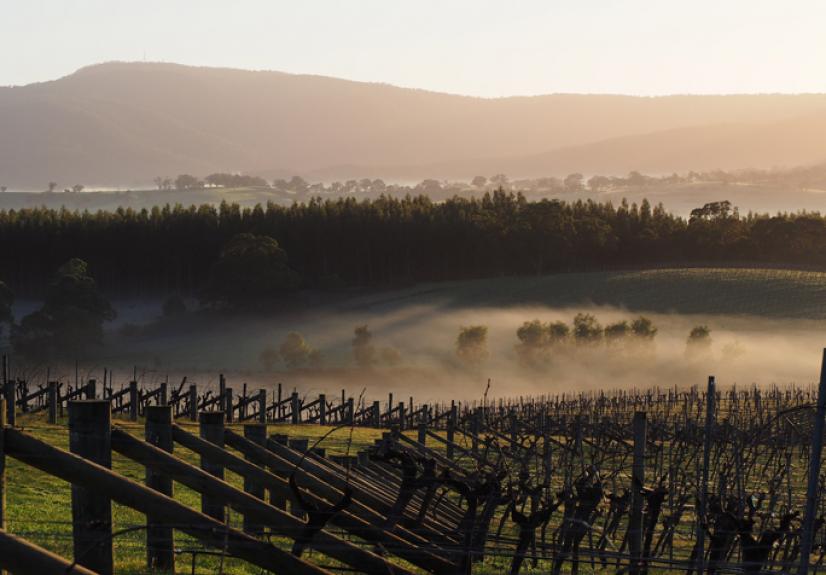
[3, 62, 826, 188]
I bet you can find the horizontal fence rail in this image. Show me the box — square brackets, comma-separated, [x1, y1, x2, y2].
[3, 351, 826, 573]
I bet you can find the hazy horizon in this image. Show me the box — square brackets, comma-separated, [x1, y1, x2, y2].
[12, 60, 826, 99]
[5, 1, 826, 97]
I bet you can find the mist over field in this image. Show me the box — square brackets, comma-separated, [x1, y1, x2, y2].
[12, 296, 817, 403]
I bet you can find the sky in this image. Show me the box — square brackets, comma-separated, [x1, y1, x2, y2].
[2, 0, 825, 97]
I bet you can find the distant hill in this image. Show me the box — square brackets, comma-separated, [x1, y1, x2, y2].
[3, 62, 826, 188]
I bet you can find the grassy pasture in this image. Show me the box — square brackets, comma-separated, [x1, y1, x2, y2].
[366, 267, 826, 318]
[5, 413, 389, 574]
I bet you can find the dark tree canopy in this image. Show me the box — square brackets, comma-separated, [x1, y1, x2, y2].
[12, 258, 115, 360]
[162, 294, 187, 317]
[174, 174, 202, 190]
[2, 192, 826, 299]
[203, 233, 300, 308]
[0, 280, 12, 324]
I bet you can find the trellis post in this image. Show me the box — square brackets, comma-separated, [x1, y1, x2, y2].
[696, 375, 716, 575]
[129, 381, 138, 421]
[799, 350, 826, 575]
[629, 411, 646, 575]
[225, 387, 234, 423]
[188, 384, 197, 421]
[257, 389, 267, 423]
[318, 394, 326, 425]
[85, 379, 96, 399]
[447, 401, 456, 460]
[48, 381, 58, 424]
[291, 391, 300, 424]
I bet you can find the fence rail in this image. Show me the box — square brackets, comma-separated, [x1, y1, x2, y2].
[3, 352, 826, 573]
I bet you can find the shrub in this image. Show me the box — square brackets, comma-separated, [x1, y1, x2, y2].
[547, 321, 571, 344]
[279, 332, 314, 368]
[516, 320, 547, 348]
[457, 325, 489, 365]
[604, 320, 630, 342]
[573, 313, 603, 344]
[631, 316, 658, 339]
[688, 325, 711, 345]
[352, 325, 376, 368]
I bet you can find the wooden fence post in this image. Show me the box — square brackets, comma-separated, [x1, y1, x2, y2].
[199, 411, 225, 522]
[291, 392, 300, 424]
[276, 383, 282, 418]
[347, 398, 354, 425]
[629, 411, 646, 575]
[243, 424, 267, 535]
[129, 381, 138, 421]
[446, 401, 456, 460]
[159, 382, 167, 406]
[69, 400, 113, 575]
[48, 381, 58, 424]
[318, 394, 326, 425]
[145, 405, 174, 572]
[189, 384, 197, 421]
[256, 389, 265, 424]
[418, 421, 427, 445]
[3, 381, 13, 428]
[225, 387, 234, 423]
[398, 402, 405, 431]
[799, 351, 826, 575]
[372, 400, 381, 427]
[269, 434, 288, 510]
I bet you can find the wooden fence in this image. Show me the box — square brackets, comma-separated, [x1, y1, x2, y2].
[4, 352, 826, 573]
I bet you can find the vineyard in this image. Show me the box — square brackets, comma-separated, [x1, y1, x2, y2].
[3, 353, 826, 574]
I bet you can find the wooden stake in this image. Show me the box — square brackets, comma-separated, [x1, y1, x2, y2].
[69, 400, 113, 575]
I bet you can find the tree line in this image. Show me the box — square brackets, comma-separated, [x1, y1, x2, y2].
[2, 191, 826, 297]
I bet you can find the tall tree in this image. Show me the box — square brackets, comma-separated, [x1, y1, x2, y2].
[12, 259, 115, 359]
[203, 233, 300, 309]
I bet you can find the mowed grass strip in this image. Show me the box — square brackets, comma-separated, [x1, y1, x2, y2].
[398, 267, 826, 317]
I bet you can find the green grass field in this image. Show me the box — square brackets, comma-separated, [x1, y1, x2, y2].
[362, 267, 826, 318]
[5, 414, 391, 574]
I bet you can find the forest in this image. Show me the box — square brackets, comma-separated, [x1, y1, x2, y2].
[1, 191, 826, 297]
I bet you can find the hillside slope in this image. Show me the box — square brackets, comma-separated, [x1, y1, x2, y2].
[3, 62, 826, 187]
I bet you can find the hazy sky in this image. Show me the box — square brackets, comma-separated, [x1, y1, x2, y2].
[3, 0, 825, 96]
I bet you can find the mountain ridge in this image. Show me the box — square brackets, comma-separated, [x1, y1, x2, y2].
[2, 62, 826, 188]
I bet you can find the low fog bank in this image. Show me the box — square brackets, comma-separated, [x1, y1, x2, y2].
[4, 182, 826, 219]
[10, 300, 819, 403]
